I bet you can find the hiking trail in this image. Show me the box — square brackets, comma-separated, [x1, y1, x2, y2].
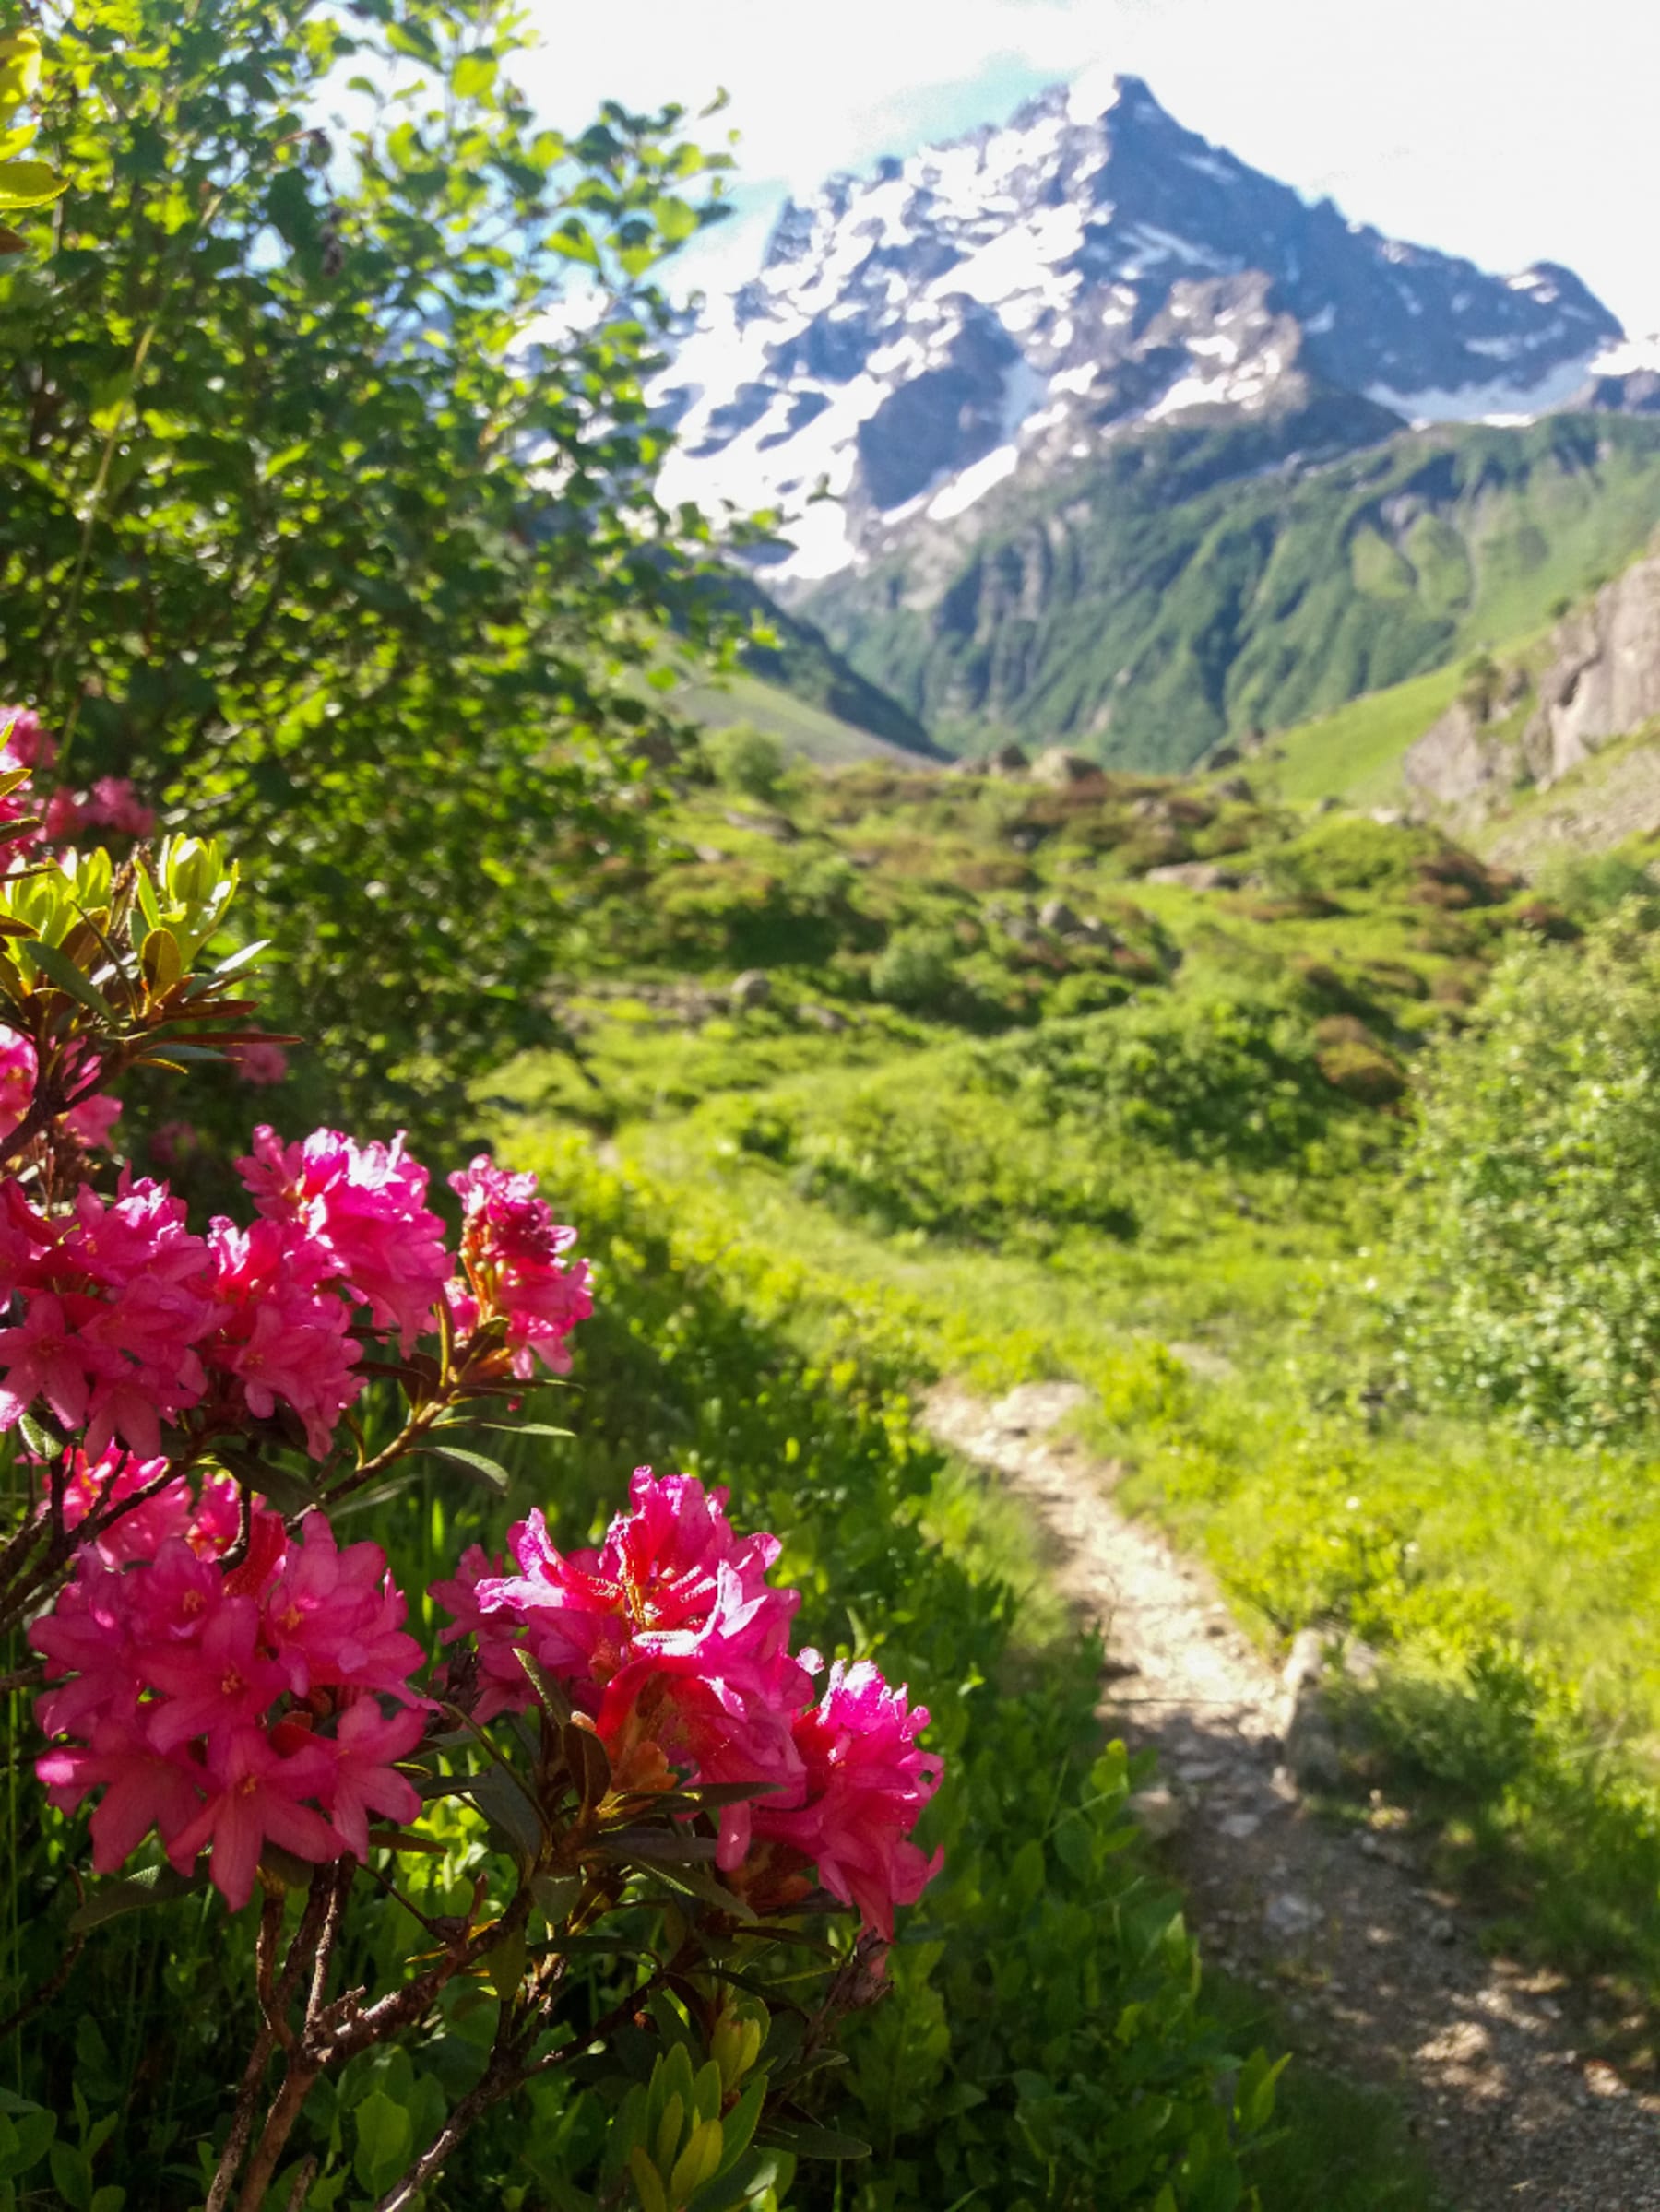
[922, 1379, 1660, 2211]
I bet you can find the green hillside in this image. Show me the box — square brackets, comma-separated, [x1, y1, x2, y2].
[678, 667, 936, 766]
[1263, 662, 1468, 807]
[802, 412, 1660, 772]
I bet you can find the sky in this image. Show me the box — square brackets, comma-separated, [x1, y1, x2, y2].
[516, 0, 1660, 337]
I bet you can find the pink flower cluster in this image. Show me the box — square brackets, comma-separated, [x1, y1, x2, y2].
[0, 709, 151, 847]
[0, 1033, 123, 1154]
[433, 1470, 943, 1939]
[33, 1502, 425, 1908]
[42, 777, 155, 845]
[0, 1132, 580, 1464]
[448, 1157, 595, 1380]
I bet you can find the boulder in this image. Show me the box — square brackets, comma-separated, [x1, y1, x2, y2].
[1037, 896, 1083, 934]
[1031, 746, 1100, 787]
[1144, 861, 1241, 892]
[1212, 775, 1255, 804]
[987, 743, 1029, 777]
[729, 970, 772, 1011]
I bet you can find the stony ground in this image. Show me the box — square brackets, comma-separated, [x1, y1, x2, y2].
[923, 1379, 1660, 2212]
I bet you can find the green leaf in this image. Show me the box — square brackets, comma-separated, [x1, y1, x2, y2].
[18, 1412, 65, 1460]
[452, 51, 496, 99]
[757, 2120, 870, 2161]
[0, 2100, 53, 2183]
[468, 1758, 543, 1868]
[514, 1647, 573, 1724]
[0, 160, 65, 213]
[417, 1443, 509, 1493]
[21, 940, 114, 1019]
[352, 2089, 412, 2193]
[68, 1863, 197, 1933]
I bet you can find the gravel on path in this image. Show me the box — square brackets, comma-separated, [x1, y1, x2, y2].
[923, 1378, 1660, 2212]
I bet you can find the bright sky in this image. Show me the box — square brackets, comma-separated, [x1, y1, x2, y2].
[517, 0, 1660, 337]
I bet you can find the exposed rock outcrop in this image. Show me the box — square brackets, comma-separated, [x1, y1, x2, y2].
[1405, 548, 1660, 827]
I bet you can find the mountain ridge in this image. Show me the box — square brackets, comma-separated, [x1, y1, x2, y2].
[656, 73, 1639, 586]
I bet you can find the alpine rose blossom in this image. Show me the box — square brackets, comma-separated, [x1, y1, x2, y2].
[432, 1470, 943, 1933]
[32, 1505, 425, 1908]
[752, 1662, 943, 1942]
[448, 1155, 593, 1378]
[239, 1125, 448, 1350]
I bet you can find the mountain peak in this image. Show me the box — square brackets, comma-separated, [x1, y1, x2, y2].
[657, 77, 1624, 580]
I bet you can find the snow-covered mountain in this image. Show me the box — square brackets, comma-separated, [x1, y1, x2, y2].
[654, 76, 1635, 582]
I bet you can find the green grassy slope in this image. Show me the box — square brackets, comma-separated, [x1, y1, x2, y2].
[802, 413, 1660, 774]
[1263, 663, 1468, 807]
[678, 667, 935, 766]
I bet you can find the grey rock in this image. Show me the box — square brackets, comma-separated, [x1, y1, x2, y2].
[987, 742, 1029, 777]
[1132, 1784, 1186, 1842]
[1213, 775, 1255, 804]
[1144, 861, 1241, 891]
[729, 970, 772, 1011]
[1031, 746, 1100, 787]
[1037, 896, 1083, 933]
[1263, 1890, 1322, 1941]
[1282, 1627, 1327, 1696]
[797, 1002, 848, 1032]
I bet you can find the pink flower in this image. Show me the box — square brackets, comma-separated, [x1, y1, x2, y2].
[41, 790, 86, 844]
[239, 1126, 449, 1351]
[449, 1154, 593, 1378]
[0, 707, 54, 773]
[439, 1470, 813, 1860]
[230, 1042, 289, 1087]
[143, 1597, 291, 1752]
[39, 1709, 205, 1873]
[65, 1093, 122, 1151]
[202, 1217, 362, 1456]
[317, 1698, 424, 1858]
[753, 1661, 943, 1941]
[86, 776, 155, 837]
[166, 1727, 339, 1909]
[263, 1512, 424, 1704]
[0, 1292, 118, 1434]
[33, 1505, 428, 1910]
[0, 1034, 34, 1140]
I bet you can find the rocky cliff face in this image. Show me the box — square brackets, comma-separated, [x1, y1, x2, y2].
[1405, 548, 1660, 822]
[655, 76, 1628, 583]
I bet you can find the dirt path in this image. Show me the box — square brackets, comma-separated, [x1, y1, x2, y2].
[922, 1379, 1660, 2211]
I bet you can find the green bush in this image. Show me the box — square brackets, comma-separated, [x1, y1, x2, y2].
[707, 721, 788, 801]
[869, 926, 959, 1012]
[1386, 908, 1660, 1441]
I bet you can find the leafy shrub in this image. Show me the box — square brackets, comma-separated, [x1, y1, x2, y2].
[0, 0, 744, 1137]
[707, 721, 788, 802]
[869, 927, 958, 1013]
[970, 997, 1380, 1174]
[1386, 910, 1660, 1441]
